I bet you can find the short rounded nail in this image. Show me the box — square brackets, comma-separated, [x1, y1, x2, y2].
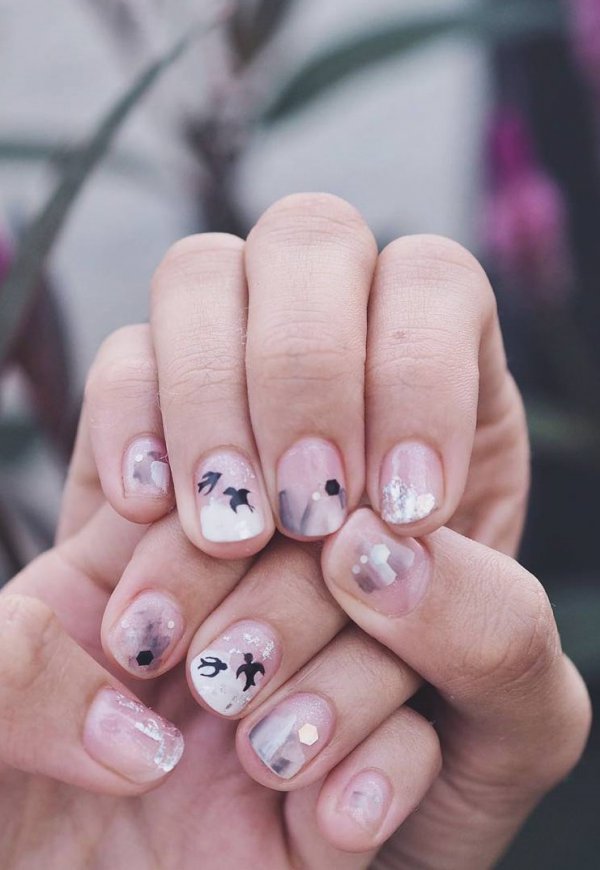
[338, 769, 392, 834]
[196, 450, 266, 543]
[379, 441, 443, 525]
[277, 437, 347, 537]
[107, 591, 184, 674]
[83, 687, 184, 783]
[249, 693, 334, 780]
[123, 437, 171, 497]
[328, 511, 430, 617]
[190, 620, 281, 717]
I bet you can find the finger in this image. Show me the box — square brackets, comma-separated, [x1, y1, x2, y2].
[322, 509, 591, 787]
[8, 504, 146, 658]
[185, 537, 346, 716]
[86, 324, 174, 525]
[150, 233, 274, 558]
[0, 594, 183, 794]
[314, 707, 441, 854]
[245, 193, 378, 541]
[56, 400, 104, 543]
[236, 625, 421, 790]
[100, 513, 252, 678]
[367, 235, 527, 538]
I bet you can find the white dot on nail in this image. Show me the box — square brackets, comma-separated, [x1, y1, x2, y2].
[312, 491, 321, 501]
[360, 555, 368, 564]
[135, 453, 144, 463]
[167, 620, 175, 630]
[352, 565, 361, 575]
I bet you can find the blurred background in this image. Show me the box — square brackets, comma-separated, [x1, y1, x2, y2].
[0, 0, 598, 865]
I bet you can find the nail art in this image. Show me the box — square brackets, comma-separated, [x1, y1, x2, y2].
[249, 693, 334, 779]
[380, 441, 443, 525]
[339, 770, 392, 833]
[123, 437, 171, 497]
[190, 621, 280, 716]
[277, 438, 347, 537]
[108, 592, 184, 674]
[196, 451, 265, 543]
[83, 687, 184, 783]
[330, 511, 430, 617]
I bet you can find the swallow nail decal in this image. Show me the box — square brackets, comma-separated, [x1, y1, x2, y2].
[277, 438, 348, 537]
[123, 437, 171, 497]
[190, 621, 280, 716]
[196, 452, 265, 543]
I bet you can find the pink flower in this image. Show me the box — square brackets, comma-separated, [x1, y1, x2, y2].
[486, 109, 572, 306]
[569, 0, 600, 93]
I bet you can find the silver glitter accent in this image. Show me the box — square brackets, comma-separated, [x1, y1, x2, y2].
[381, 479, 436, 524]
[113, 693, 184, 772]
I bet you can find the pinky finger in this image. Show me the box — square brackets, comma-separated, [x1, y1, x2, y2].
[316, 707, 440, 854]
[0, 594, 184, 795]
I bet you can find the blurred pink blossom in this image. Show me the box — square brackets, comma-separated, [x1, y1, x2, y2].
[569, 0, 600, 93]
[486, 109, 572, 306]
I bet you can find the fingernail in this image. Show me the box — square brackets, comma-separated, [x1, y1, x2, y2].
[123, 437, 171, 498]
[380, 441, 443, 525]
[190, 620, 280, 716]
[196, 451, 266, 543]
[330, 511, 430, 617]
[83, 687, 184, 783]
[249, 693, 334, 780]
[277, 437, 347, 537]
[107, 591, 184, 674]
[338, 769, 392, 834]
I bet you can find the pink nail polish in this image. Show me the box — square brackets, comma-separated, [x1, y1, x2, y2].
[249, 693, 334, 779]
[277, 438, 347, 537]
[196, 451, 266, 543]
[83, 687, 184, 783]
[338, 769, 392, 833]
[329, 511, 430, 617]
[107, 591, 184, 674]
[123, 437, 171, 498]
[379, 441, 443, 525]
[190, 620, 280, 716]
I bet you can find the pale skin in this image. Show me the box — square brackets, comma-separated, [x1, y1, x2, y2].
[0, 194, 591, 869]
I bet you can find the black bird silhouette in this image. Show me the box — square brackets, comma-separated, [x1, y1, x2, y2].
[236, 653, 265, 691]
[198, 471, 222, 495]
[224, 487, 255, 513]
[197, 656, 228, 678]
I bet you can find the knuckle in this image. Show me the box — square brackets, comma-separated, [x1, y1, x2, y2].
[464, 570, 560, 692]
[85, 337, 157, 407]
[249, 192, 377, 263]
[379, 234, 497, 325]
[160, 348, 243, 409]
[0, 595, 61, 694]
[152, 233, 244, 299]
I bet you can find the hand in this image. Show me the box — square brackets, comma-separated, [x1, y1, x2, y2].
[76, 193, 529, 560]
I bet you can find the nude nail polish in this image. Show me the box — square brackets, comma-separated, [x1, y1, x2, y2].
[338, 769, 392, 833]
[190, 620, 281, 717]
[277, 438, 347, 537]
[83, 687, 184, 783]
[107, 592, 184, 674]
[196, 451, 266, 543]
[329, 511, 430, 617]
[249, 693, 334, 779]
[123, 437, 171, 497]
[379, 441, 443, 525]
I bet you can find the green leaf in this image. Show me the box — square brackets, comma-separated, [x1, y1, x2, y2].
[263, 0, 565, 123]
[0, 20, 213, 370]
[526, 401, 600, 464]
[0, 137, 153, 179]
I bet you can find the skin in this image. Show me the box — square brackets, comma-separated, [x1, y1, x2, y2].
[0, 195, 592, 869]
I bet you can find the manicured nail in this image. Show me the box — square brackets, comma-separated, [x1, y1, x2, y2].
[277, 437, 347, 537]
[196, 451, 266, 543]
[123, 436, 171, 498]
[249, 693, 334, 780]
[380, 441, 443, 525]
[338, 769, 392, 834]
[190, 620, 280, 716]
[107, 591, 184, 674]
[330, 511, 430, 617]
[83, 687, 184, 783]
